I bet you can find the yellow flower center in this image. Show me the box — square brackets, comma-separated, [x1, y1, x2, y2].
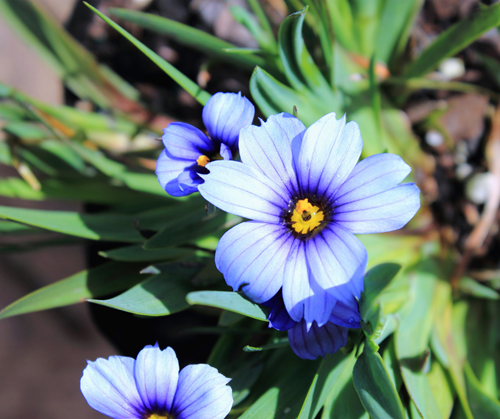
[148, 414, 171, 419]
[291, 198, 324, 234]
[197, 155, 210, 167]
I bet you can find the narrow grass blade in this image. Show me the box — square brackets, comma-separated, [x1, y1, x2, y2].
[84, 2, 211, 106]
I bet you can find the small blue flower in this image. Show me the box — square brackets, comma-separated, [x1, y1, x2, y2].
[265, 291, 356, 360]
[199, 112, 420, 337]
[156, 92, 255, 197]
[81, 344, 233, 419]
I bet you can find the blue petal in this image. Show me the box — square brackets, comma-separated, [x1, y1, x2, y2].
[156, 149, 193, 193]
[264, 291, 297, 331]
[296, 113, 362, 197]
[219, 142, 233, 161]
[334, 183, 421, 234]
[305, 224, 367, 304]
[162, 122, 214, 160]
[215, 221, 293, 303]
[282, 240, 337, 328]
[239, 113, 305, 195]
[333, 153, 421, 233]
[134, 345, 179, 414]
[203, 92, 255, 150]
[172, 364, 233, 419]
[178, 169, 204, 193]
[288, 320, 348, 360]
[329, 301, 361, 328]
[199, 161, 289, 223]
[81, 355, 143, 418]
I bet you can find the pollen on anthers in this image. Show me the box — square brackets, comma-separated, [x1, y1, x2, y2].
[290, 198, 324, 234]
[197, 155, 210, 167]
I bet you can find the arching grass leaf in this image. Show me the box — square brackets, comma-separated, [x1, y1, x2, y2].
[186, 291, 269, 321]
[0, 262, 144, 319]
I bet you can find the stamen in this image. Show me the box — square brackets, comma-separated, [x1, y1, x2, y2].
[291, 200, 324, 234]
[148, 414, 171, 419]
[296, 198, 313, 214]
[197, 155, 210, 167]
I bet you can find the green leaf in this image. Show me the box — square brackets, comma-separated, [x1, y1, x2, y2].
[0, 220, 43, 235]
[59, 140, 168, 197]
[246, 0, 276, 51]
[84, 2, 210, 106]
[464, 362, 500, 418]
[278, 8, 339, 107]
[186, 291, 269, 321]
[432, 281, 473, 418]
[375, 0, 424, 65]
[359, 234, 423, 270]
[229, 5, 276, 53]
[465, 300, 498, 398]
[353, 343, 405, 419]
[298, 351, 356, 419]
[360, 263, 401, 320]
[0, 177, 165, 206]
[108, 8, 265, 70]
[243, 337, 289, 352]
[395, 264, 462, 419]
[322, 377, 368, 419]
[0, 262, 144, 319]
[99, 245, 193, 262]
[3, 121, 49, 140]
[250, 66, 324, 126]
[239, 350, 321, 419]
[404, 3, 500, 78]
[88, 262, 203, 316]
[144, 210, 231, 249]
[325, 0, 357, 53]
[0, 204, 144, 242]
[459, 277, 499, 300]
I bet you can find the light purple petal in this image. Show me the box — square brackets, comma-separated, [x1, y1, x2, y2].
[134, 345, 179, 414]
[239, 113, 305, 195]
[296, 113, 362, 197]
[334, 153, 411, 202]
[329, 301, 361, 328]
[305, 224, 367, 304]
[333, 183, 421, 234]
[219, 143, 233, 161]
[178, 169, 203, 192]
[156, 149, 192, 192]
[215, 221, 292, 303]
[203, 92, 255, 150]
[199, 161, 289, 223]
[162, 122, 213, 160]
[282, 240, 337, 328]
[81, 355, 143, 419]
[265, 290, 297, 331]
[172, 364, 233, 419]
[288, 320, 348, 360]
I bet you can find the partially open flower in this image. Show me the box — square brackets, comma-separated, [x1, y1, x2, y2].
[156, 92, 254, 197]
[81, 344, 233, 419]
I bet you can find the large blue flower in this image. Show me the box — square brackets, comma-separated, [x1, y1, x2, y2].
[156, 92, 255, 197]
[199, 112, 420, 332]
[81, 344, 233, 419]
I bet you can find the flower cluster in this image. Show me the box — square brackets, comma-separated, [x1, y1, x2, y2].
[154, 91, 420, 359]
[81, 344, 233, 419]
[198, 111, 420, 359]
